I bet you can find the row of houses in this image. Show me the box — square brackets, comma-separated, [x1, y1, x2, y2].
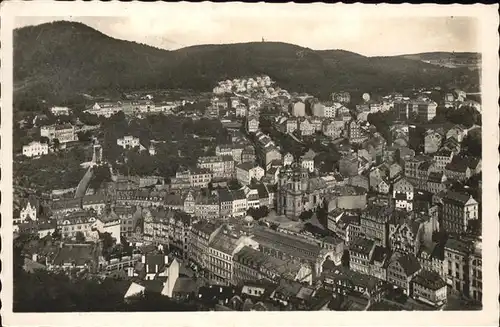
[85, 100, 179, 117]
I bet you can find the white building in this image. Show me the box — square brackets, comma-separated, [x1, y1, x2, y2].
[50, 106, 70, 116]
[40, 124, 76, 143]
[231, 190, 248, 218]
[92, 216, 122, 244]
[85, 102, 123, 118]
[117, 136, 143, 150]
[300, 149, 316, 173]
[22, 141, 49, 158]
[283, 153, 294, 166]
[236, 163, 265, 185]
[18, 196, 41, 224]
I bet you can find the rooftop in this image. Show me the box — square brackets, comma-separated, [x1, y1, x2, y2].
[350, 237, 375, 256]
[413, 269, 447, 290]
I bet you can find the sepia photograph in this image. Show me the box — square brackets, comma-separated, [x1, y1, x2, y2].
[1, 2, 498, 327]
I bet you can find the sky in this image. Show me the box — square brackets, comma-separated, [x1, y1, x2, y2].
[13, 4, 480, 57]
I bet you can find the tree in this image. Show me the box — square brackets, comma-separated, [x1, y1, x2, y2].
[227, 179, 242, 191]
[77, 131, 92, 142]
[247, 206, 269, 220]
[461, 132, 481, 157]
[75, 231, 86, 243]
[51, 228, 62, 241]
[52, 138, 60, 151]
[299, 210, 313, 221]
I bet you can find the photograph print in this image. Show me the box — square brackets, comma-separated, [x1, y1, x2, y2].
[2, 2, 498, 325]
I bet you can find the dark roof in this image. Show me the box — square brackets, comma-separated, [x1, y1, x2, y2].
[218, 188, 233, 202]
[145, 254, 167, 272]
[173, 277, 199, 294]
[413, 270, 447, 290]
[445, 238, 473, 254]
[232, 189, 246, 200]
[446, 157, 470, 172]
[427, 171, 445, 183]
[442, 191, 473, 204]
[396, 253, 421, 276]
[370, 246, 390, 265]
[142, 280, 165, 293]
[350, 237, 375, 256]
[434, 149, 453, 157]
[418, 161, 432, 171]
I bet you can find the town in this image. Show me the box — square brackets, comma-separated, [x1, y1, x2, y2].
[14, 74, 482, 311]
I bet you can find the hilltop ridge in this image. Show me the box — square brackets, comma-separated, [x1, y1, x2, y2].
[14, 21, 480, 105]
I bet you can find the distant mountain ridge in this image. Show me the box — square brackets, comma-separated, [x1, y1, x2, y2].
[13, 21, 480, 104]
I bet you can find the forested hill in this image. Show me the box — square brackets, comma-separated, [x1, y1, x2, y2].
[14, 21, 480, 105]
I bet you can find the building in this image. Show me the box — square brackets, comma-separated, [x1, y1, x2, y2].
[298, 118, 315, 136]
[208, 226, 259, 285]
[22, 141, 49, 158]
[188, 221, 221, 269]
[85, 102, 123, 117]
[81, 194, 107, 215]
[50, 106, 71, 116]
[432, 149, 454, 172]
[197, 155, 235, 179]
[92, 215, 121, 244]
[231, 189, 248, 218]
[18, 195, 42, 224]
[359, 204, 393, 247]
[297, 150, 315, 173]
[404, 155, 429, 180]
[445, 158, 472, 182]
[241, 146, 256, 164]
[247, 116, 260, 133]
[173, 168, 213, 189]
[446, 125, 467, 143]
[216, 144, 245, 163]
[252, 226, 322, 277]
[194, 193, 220, 220]
[322, 119, 345, 139]
[233, 246, 312, 285]
[468, 241, 482, 302]
[322, 266, 386, 302]
[441, 191, 479, 234]
[394, 99, 437, 121]
[349, 237, 376, 275]
[117, 135, 143, 150]
[58, 211, 98, 240]
[347, 120, 365, 144]
[424, 130, 443, 154]
[443, 237, 482, 300]
[411, 269, 447, 307]
[290, 101, 306, 117]
[283, 153, 294, 167]
[331, 92, 351, 104]
[386, 252, 421, 295]
[339, 154, 359, 178]
[388, 214, 423, 255]
[236, 163, 265, 185]
[40, 124, 76, 143]
[218, 189, 234, 219]
[113, 205, 141, 237]
[391, 177, 415, 212]
[276, 164, 327, 220]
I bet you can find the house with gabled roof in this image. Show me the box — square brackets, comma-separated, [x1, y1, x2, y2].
[387, 252, 422, 295]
